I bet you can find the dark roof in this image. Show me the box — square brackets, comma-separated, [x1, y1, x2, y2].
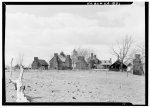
[127, 63, 132, 66]
[38, 59, 48, 66]
[111, 60, 127, 68]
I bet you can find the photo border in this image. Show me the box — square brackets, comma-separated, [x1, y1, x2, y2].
[2, 1, 149, 106]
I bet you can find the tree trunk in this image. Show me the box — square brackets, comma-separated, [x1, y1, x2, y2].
[9, 58, 29, 102]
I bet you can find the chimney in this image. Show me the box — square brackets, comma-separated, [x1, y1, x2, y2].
[117, 55, 119, 60]
[109, 58, 112, 63]
[91, 53, 93, 58]
[67, 55, 70, 57]
[135, 54, 140, 59]
[34, 57, 38, 61]
[54, 53, 58, 57]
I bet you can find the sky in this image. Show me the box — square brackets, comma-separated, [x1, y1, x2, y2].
[5, 2, 145, 66]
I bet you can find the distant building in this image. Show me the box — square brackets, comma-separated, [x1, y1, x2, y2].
[100, 59, 112, 69]
[87, 53, 100, 69]
[32, 57, 48, 70]
[49, 52, 72, 70]
[109, 59, 127, 71]
[133, 54, 144, 75]
[75, 56, 88, 70]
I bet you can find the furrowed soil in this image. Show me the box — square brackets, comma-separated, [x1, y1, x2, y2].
[5, 70, 145, 105]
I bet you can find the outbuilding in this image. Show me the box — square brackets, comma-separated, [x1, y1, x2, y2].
[32, 57, 48, 70]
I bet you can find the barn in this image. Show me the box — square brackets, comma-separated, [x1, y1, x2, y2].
[32, 57, 48, 70]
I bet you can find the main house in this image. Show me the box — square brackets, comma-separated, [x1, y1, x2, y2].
[49, 52, 72, 70]
[32, 57, 48, 70]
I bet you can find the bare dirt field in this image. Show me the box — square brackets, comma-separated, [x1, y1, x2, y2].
[5, 70, 145, 105]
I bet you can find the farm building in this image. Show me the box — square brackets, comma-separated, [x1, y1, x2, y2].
[75, 56, 88, 70]
[32, 57, 48, 70]
[109, 59, 127, 71]
[49, 52, 72, 70]
[100, 59, 112, 69]
[133, 54, 144, 75]
[87, 53, 100, 69]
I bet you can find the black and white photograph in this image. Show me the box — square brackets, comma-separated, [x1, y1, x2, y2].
[2, 1, 148, 106]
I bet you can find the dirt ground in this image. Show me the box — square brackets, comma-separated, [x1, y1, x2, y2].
[5, 70, 145, 105]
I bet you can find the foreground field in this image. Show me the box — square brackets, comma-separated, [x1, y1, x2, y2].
[5, 70, 145, 104]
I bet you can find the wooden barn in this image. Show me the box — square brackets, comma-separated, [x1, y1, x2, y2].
[75, 56, 88, 70]
[32, 57, 48, 70]
[49, 52, 72, 70]
[109, 60, 127, 71]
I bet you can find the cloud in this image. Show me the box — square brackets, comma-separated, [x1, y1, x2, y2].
[5, 4, 145, 65]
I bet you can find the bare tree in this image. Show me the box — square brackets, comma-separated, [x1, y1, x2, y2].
[125, 42, 145, 64]
[112, 35, 133, 71]
[9, 56, 29, 102]
[76, 47, 95, 61]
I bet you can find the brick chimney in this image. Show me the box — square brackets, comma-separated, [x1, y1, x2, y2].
[34, 57, 38, 61]
[109, 58, 112, 63]
[54, 53, 58, 57]
[117, 55, 119, 60]
[135, 54, 140, 59]
[66, 55, 70, 58]
[91, 53, 93, 58]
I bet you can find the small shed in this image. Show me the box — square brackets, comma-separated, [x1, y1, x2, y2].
[109, 60, 127, 71]
[32, 57, 48, 70]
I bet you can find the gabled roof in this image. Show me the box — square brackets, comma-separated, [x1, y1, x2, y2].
[111, 60, 127, 67]
[38, 59, 48, 66]
[76, 56, 88, 64]
[58, 55, 66, 62]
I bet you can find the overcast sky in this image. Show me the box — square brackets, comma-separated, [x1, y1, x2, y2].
[5, 2, 145, 66]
